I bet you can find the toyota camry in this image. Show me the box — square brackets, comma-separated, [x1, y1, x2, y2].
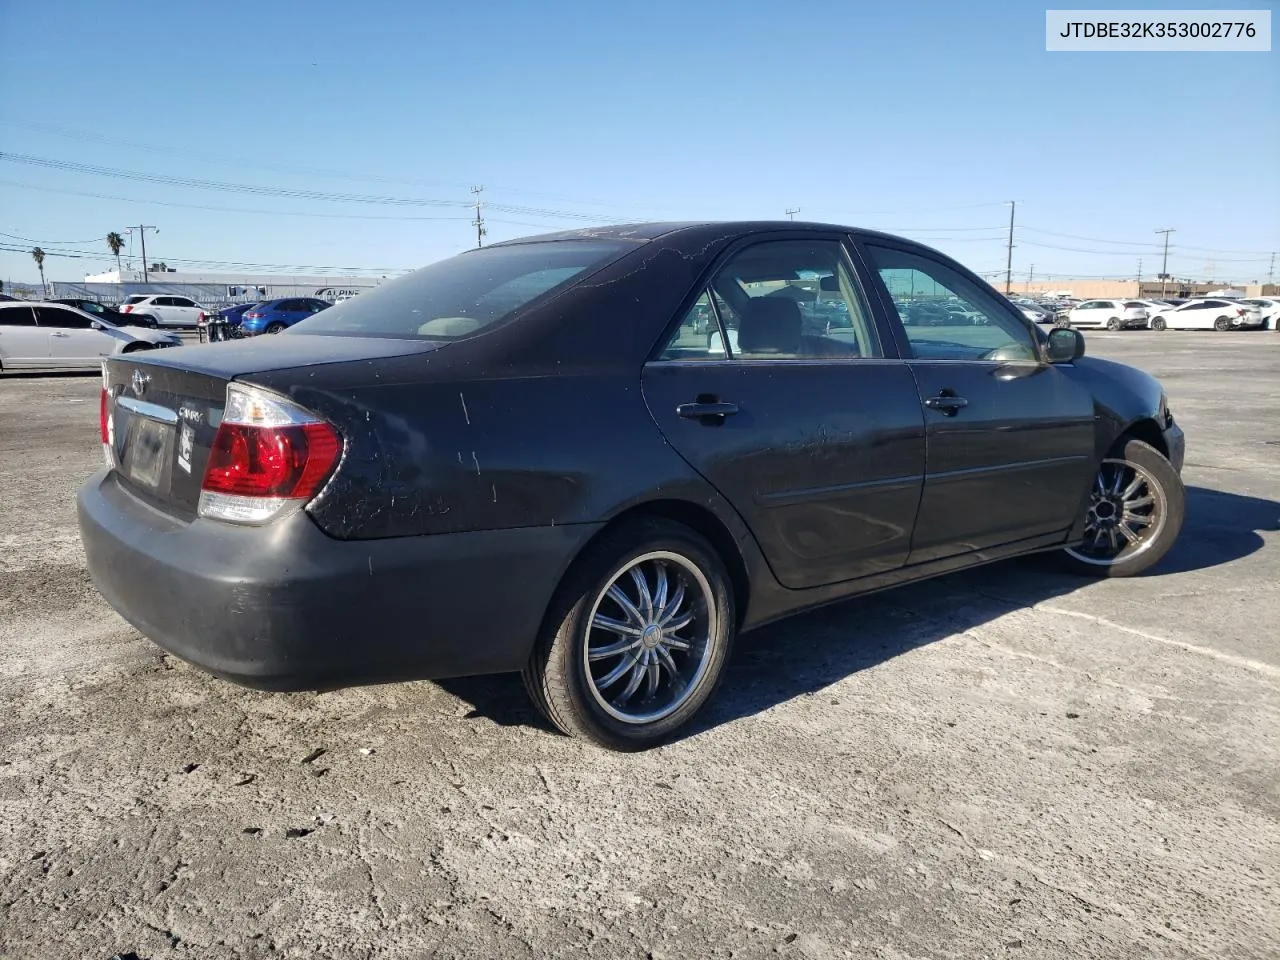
[77, 222, 1186, 750]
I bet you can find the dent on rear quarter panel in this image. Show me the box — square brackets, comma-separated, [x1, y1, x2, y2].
[262, 372, 712, 540]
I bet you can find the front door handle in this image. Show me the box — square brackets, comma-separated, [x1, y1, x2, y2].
[924, 393, 968, 415]
[51, 331, 71, 338]
[676, 399, 739, 423]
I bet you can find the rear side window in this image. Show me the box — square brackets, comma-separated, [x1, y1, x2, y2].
[0, 306, 36, 326]
[124, 296, 149, 305]
[290, 240, 634, 340]
[1123, 301, 1145, 309]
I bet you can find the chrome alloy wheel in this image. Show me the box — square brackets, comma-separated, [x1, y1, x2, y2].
[1065, 457, 1167, 566]
[583, 551, 716, 725]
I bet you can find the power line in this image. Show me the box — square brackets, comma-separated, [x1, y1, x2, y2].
[0, 242, 410, 275]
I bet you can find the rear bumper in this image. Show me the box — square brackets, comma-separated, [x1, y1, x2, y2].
[77, 469, 601, 691]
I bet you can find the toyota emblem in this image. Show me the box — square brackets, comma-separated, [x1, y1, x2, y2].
[131, 369, 150, 396]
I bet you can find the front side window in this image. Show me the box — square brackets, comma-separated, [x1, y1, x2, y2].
[658, 239, 882, 361]
[292, 240, 634, 340]
[864, 244, 1038, 362]
[34, 307, 93, 329]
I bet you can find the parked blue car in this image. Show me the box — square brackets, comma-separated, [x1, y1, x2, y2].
[240, 297, 331, 335]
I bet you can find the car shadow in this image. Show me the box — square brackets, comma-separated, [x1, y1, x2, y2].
[436, 485, 1279, 742]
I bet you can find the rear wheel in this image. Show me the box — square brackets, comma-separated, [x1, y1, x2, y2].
[1151, 317, 1167, 331]
[1061, 438, 1184, 578]
[266, 322, 287, 334]
[1106, 317, 1120, 331]
[523, 517, 736, 751]
[1214, 316, 1230, 331]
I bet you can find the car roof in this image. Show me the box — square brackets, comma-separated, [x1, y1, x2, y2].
[484, 220, 954, 249]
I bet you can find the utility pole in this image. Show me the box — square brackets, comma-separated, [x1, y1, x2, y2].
[1137, 258, 1143, 284]
[1154, 228, 1175, 297]
[785, 208, 800, 221]
[1028, 263, 1034, 291]
[470, 186, 486, 248]
[127, 225, 158, 284]
[1004, 201, 1016, 295]
[1268, 252, 1275, 284]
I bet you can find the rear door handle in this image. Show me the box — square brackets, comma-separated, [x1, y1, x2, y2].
[676, 400, 739, 422]
[924, 393, 968, 415]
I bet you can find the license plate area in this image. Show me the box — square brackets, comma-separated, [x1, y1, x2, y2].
[124, 414, 174, 491]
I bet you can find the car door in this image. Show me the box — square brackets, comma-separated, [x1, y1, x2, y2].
[37, 306, 117, 366]
[641, 234, 927, 589]
[856, 239, 1097, 565]
[0, 304, 47, 367]
[170, 297, 202, 324]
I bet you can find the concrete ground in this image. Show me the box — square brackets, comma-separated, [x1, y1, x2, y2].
[1, 331, 1277, 960]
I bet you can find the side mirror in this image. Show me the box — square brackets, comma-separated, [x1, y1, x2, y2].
[90, 320, 103, 330]
[1046, 327, 1085, 363]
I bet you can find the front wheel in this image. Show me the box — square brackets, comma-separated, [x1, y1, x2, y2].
[1106, 317, 1121, 331]
[1061, 438, 1184, 578]
[1151, 317, 1167, 331]
[523, 518, 736, 751]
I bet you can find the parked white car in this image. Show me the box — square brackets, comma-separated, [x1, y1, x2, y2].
[119, 294, 208, 328]
[1148, 298, 1264, 331]
[0, 302, 181, 371]
[1065, 299, 1150, 330]
[1239, 298, 1279, 330]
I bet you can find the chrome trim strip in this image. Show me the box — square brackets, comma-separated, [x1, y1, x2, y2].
[117, 395, 179, 424]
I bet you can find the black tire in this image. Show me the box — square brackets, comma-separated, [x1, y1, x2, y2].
[1214, 316, 1230, 331]
[265, 322, 287, 334]
[523, 517, 736, 751]
[1151, 317, 1167, 331]
[1055, 319, 1072, 329]
[1106, 317, 1120, 331]
[1059, 438, 1184, 578]
[121, 343, 153, 353]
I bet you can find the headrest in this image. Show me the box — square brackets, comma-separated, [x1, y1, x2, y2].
[738, 297, 802, 354]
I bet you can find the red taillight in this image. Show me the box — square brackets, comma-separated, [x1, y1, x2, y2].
[202, 422, 340, 498]
[122, 304, 133, 313]
[99, 388, 109, 444]
[245, 312, 263, 319]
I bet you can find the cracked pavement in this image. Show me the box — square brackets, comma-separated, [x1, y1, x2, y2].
[1, 331, 1278, 959]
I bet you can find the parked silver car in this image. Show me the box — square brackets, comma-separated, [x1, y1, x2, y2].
[0, 302, 182, 372]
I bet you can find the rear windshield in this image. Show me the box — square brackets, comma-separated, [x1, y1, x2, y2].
[289, 240, 634, 340]
[1123, 301, 1146, 308]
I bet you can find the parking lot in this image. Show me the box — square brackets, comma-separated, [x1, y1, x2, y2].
[1, 332, 1277, 959]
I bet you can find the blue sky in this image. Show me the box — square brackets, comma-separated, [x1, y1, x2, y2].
[1, 0, 1276, 289]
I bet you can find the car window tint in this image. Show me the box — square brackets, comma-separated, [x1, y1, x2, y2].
[864, 244, 1038, 362]
[291, 240, 633, 340]
[688, 239, 882, 360]
[124, 296, 148, 305]
[35, 307, 93, 329]
[0, 306, 36, 326]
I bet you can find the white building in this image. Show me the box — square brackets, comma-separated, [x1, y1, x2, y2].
[64, 268, 395, 306]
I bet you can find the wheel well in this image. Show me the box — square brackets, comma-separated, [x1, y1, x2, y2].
[1111, 418, 1167, 459]
[596, 499, 751, 625]
[121, 342, 151, 353]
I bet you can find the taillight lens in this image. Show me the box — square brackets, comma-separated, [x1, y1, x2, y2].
[122, 304, 133, 313]
[100, 365, 116, 468]
[245, 312, 262, 319]
[99, 387, 109, 445]
[198, 384, 342, 525]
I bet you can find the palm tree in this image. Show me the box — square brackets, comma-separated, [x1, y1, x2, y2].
[31, 247, 46, 295]
[106, 232, 125, 276]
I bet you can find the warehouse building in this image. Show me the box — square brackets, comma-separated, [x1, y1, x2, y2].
[50, 268, 395, 307]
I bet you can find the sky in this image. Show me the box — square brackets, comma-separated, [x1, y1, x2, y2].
[0, 0, 1276, 290]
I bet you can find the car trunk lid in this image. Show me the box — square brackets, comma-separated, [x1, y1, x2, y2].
[103, 335, 442, 520]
